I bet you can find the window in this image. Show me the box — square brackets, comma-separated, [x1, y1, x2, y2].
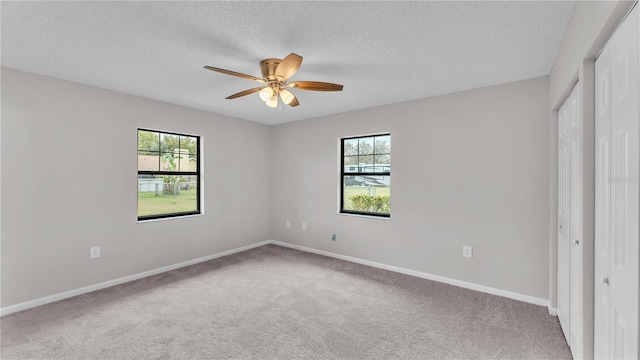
[137, 129, 200, 220]
[341, 134, 391, 217]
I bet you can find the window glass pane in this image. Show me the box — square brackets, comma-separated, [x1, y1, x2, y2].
[374, 135, 390, 155]
[184, 155, 198, 172]
[358, 137, 374, 155]
[173, 149, 190, 172]
[344, 164, 358, 173]
[180, 175, 197, 191]
[344, 139, 359, 156]
[343, 175, 390, 215]
[362, 164, 390, 173]
[359, 154, 373, 165]
[344, 155, 359, 168]
[138, 130, 159, 152]
[159, 153, 180, 172]
[138, 175, 198, 217]
[138, 151, 160, 171]
[374, 153, 391, 166]
[160, 133, 179, 153]
[181, 136, 198, 157]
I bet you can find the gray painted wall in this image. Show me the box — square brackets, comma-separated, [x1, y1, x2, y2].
[2, 69, 554, 309]
[1, 68, 272, 307]
[271, 77, 551, 300]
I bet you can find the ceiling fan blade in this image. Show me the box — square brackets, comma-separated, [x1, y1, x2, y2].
[204, 66, 266, 83]
[287, 81, 343, 91]
[279, 88, 299, 107]
[287, 95, 300, 107]
[275, 53, 303, 81]
[225, 86, 265, 99]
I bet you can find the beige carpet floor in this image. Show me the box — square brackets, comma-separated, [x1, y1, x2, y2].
[1, 244, 571, 359]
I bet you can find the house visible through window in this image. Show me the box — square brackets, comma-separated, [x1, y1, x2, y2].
[137, 129, 200, 220]
[341, 133, 390, 217]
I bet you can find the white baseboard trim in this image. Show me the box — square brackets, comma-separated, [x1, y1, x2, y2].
[2, 239, 551, 317]
[0, 241, 271, 317]
[547, 306, 558, 316]
[268, 240, 550, 308]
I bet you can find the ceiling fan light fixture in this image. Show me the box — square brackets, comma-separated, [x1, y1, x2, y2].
[279, 88, 295, 105]
[258, 87, 273, 102]
[266, 93, 278, 108]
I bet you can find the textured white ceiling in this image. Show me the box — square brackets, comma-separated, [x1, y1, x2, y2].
[1, 1, 575, 125]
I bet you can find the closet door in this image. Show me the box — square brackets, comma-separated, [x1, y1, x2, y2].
[594, 39, 612, 359]
[557, 94, 570, 342]
[594, 5, 639, 359]
[609, 6, 639, 358]
[568, 86, 582, 354]
[558, 84, 579, 349]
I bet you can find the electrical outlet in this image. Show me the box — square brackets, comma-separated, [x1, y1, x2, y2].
[462, 246, 473, 258]
[302, 222, 307, 231]
[90, 246, 101, 259]
[331, 234, 337, 241]
[286, 220, 290, 228]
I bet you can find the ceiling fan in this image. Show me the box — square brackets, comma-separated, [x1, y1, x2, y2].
[204, 53, 343, 108]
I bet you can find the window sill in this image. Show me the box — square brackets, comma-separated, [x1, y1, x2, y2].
[338, 212, 391, 220]
[137, 213, 203, 223]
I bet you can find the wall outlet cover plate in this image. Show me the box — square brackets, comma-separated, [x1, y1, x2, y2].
[462, 246, 473, 258]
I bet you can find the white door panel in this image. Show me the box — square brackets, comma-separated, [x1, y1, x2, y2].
[594, 5, 639, 359]
[558, 100, 570, 344]
[558, 84, 579, 351]
[595, 38, 612, 360]
[610, 6, 638, 358]
[569, 87, 582, 355]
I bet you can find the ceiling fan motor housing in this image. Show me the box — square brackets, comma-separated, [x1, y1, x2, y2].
[260, 58, 284, 82]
